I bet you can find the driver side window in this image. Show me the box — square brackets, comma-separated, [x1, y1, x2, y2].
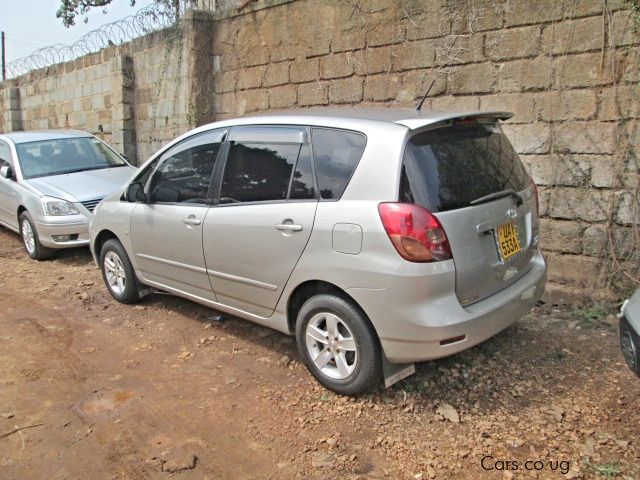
[0, 141, 12, 168]
[148, 130, 225, 205]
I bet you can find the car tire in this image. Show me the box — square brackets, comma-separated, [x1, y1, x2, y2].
[620, 316, 640, 378]
[295, 294, 382, 395]
[100, 239, 140, 304]
[19, 212, 53, 261]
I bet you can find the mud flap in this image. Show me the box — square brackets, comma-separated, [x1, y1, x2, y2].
[382, 352, 415, 388]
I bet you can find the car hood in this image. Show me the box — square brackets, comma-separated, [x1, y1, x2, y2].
[24, 166, 137, 203]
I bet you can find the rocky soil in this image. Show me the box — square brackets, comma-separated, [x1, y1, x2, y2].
[0, 227, 638, 480]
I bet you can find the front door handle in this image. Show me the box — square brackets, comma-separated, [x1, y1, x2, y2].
[183, 216, 202, 226]
[275, 223, 303, 232]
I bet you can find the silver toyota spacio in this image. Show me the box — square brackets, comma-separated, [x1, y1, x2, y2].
[89, 108, 547, 395]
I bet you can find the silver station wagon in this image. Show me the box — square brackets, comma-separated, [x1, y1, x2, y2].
[0, 130, 135, 260]
[90, 109, 547, 394]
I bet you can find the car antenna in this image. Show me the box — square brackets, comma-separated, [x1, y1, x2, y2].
[415, 79, 436, 112]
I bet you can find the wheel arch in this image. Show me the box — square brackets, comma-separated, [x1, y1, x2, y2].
[94, 229, 119, 258]
[286, 280, 377, 338]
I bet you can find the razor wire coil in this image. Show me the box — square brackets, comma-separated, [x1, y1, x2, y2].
[5, 4, 181, 79]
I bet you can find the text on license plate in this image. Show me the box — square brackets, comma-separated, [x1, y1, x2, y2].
[496, 221, 522, 260]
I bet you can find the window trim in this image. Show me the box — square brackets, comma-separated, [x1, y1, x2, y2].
[309, 126, 368, 202]
[211, 198, 319, 209]
[212, 125, 318, 207]
[285, 143, 304, 199]
[144, 128, 227, 207]
[228, 125, 309, 144]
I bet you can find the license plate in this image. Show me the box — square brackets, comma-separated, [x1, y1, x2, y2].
[496, 221, 522, 260]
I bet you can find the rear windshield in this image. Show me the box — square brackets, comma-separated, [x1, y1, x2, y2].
[400, 121, 528, 212]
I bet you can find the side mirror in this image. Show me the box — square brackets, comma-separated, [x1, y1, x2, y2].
[126, 182, 147, 203]
[0, 165, 14, 181]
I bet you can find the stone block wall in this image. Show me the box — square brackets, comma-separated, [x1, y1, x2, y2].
[0, 86, 22, 131]
[127, 28, 192, 162]
[3, 50, 117, 144]
[209, 0, 640, 298]
[1, 0, 639, 298]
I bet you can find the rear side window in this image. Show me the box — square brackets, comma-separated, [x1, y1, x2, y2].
[400, 121, 528, 212]
[311, 128, 366, 200]
[220, 142, 301, 203]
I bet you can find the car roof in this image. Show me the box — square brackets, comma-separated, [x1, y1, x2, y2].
[180, 107, 513, 143]
[0, 130, 92, 145]
[147, 107, 513, 165]
[248, 107, 513, 130]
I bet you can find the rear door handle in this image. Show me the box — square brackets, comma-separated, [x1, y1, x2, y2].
[183, 216, 202, 226]
[275, 223, 303, 232]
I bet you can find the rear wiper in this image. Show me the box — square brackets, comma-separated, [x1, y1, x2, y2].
[470, 189, 523, 207]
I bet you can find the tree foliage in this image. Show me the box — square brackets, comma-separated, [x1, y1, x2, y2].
[56, 0, 182, 27]
[56, 0, 135, 27]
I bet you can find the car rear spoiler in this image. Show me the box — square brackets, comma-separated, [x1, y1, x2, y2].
[397, 111, 514, 131]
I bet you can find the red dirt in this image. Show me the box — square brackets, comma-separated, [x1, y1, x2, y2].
[0, 227, 638, 479]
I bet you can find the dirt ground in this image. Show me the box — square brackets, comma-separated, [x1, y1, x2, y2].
[0, 226, 639, 480]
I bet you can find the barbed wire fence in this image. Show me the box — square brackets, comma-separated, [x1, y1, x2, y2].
[4, 1, 226, 79]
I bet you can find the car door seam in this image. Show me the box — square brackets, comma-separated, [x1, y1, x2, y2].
[267, 201, 320, 318]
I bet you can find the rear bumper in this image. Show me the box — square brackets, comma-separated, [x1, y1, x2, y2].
[35, 217, 90, 249]
[348, 250, 547, 363]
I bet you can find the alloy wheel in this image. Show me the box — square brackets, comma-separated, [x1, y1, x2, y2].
[621, 330, 638, 370]
[305, 312, 358, 380]
[104, 251, 127, 295]
[22, 219, 36, 254]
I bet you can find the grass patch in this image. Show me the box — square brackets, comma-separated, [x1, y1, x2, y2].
[571, 305, 607, 326]
[585, 461, 620, 478]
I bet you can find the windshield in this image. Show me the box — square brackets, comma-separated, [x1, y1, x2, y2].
[400, 121, 528, 212]
[16, 137, 126, 179]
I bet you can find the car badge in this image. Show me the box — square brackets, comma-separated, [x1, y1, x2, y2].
[506, 208, 518, 219]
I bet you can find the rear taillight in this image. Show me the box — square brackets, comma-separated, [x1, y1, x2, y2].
[378, 203, 452, 263]
[529, 178, 539, 214]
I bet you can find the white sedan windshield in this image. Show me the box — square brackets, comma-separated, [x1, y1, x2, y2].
[16, 137, 126, 179]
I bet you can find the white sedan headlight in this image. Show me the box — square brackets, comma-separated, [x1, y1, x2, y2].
[41, 196, 80, 216]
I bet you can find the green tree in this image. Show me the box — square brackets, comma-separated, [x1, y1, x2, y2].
[56, 0, 182, 27]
